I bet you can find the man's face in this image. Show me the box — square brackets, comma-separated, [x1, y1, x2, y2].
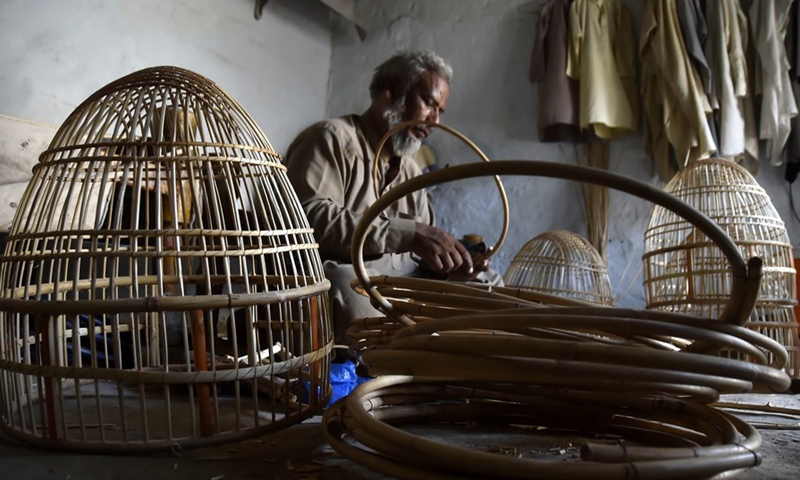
[383, 71, 450, 157]
[401, 71, 450, 139]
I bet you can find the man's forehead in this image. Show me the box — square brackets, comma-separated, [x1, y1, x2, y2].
[414, 72, 449, 94]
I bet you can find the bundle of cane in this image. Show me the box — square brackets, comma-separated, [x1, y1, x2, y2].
[324, 159, 789, 480]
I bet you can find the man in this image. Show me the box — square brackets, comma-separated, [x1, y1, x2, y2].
[284, 49, 494, 345]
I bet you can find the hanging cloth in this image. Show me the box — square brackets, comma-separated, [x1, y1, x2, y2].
[675, 0, 720, 152]
[640, 0, 716, 182]
[705, 0, 753, 163]
[750, 0, 798, 167]
[676, 0, 712, 95]
[566, 0, 638, 140]
[530, 0, 584, 142]
[784, 0, 800, 169]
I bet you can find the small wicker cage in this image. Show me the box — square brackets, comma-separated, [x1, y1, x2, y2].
[0, 66, 332, 452]
[643, 158, 798, 377]
[503, 230, 614, 306]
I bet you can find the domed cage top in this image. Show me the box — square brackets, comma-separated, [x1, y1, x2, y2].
[643, 158, 798, 377]
[0, 66, 332, 452]
[503, 230, 614, 306]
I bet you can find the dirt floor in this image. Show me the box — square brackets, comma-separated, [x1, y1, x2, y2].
[718, 393, 800, 480]
[0, 392, 797, 480]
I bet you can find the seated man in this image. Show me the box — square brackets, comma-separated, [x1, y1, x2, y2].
[284, 49, 499, 347]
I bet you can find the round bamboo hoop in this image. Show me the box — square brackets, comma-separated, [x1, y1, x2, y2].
[351, 160, 760, 325]
[644, 158, 799, 378]
[372, 119, 509, 260]
[0, 66, 332, 453]
[367, 313, 790, 393]
[503, 230, 614, 306]
[323, 375, 764, 480]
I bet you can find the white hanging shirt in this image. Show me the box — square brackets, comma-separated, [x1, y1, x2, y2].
[750, 0, 798, 166]
[705, 0, 749, 159]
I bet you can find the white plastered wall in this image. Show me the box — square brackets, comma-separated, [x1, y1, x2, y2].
[0, 0, 333, 227]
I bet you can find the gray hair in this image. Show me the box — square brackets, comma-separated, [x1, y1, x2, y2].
[369, 50, 453, 100]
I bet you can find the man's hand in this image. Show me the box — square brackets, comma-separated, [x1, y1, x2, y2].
[413, 223, 473, 276]
[447, 253, 490, 282]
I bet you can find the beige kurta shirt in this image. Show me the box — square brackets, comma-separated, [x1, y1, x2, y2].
[284, 110, 432, 275]
[566, 0, 639, 140]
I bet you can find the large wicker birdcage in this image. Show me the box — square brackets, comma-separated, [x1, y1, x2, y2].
[503, 230, 613, 306]
[0, 66, 333, 453]
[643, 158, 798, 377]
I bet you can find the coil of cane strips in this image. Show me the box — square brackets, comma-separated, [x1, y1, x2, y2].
[322, 160, 791, 480]
[344, 277, 607, 356]
[324, 377, 767, 480]
[503, 230, 614, 306]
[644, 158, 798, 378]
[0, 66, 332, 453]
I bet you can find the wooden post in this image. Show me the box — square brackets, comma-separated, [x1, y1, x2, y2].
[35, 314, 58, 440]
[309, 296, 320, 406]
[191, 309, 213, 436]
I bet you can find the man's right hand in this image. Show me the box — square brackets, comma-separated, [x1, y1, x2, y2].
[413, 222, 473, 276]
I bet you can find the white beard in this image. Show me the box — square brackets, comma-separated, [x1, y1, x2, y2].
[383, 99, 422, 158]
